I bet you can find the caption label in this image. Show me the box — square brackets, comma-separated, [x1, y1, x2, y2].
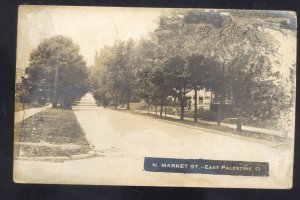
[144, 157, 269, 177]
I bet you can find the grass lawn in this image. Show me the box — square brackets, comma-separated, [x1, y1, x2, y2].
[14, 108, 90, 158]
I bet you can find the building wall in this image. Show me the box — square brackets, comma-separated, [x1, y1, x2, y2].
[186, 88, 213, 111]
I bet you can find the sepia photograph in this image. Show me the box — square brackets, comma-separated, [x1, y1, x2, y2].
[14, 5, 296, 188]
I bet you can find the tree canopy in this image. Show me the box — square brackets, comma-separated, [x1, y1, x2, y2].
[19, 35, 89, 108]
[89, 9, 295, 130]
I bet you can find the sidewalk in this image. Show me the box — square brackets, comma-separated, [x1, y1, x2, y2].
[14, 104, 51, 123]
[134, 110, 286, 137]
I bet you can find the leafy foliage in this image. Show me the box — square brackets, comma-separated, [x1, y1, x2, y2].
[19, 35, 89, 108]
[89, 10, 295, 130]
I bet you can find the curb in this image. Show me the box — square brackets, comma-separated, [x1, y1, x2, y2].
[15, 151, 98, 162]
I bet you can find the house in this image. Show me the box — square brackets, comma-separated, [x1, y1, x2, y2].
[185, 88, 213, 111]
[185, 87, 234, 113]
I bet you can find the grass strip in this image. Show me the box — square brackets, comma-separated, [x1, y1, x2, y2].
[14, 108, 90, 158]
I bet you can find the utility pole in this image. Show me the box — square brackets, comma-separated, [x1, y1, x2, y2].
[53, 64, 59, 108]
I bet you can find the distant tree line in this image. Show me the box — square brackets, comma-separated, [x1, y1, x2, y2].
[89, 9, 295, 130]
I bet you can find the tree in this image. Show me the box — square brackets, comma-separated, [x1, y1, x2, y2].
[154, 12, 192, 120]
[178, 9, 294, 130]
[89, 46, 114, 106]
[135, 39, 160, 114]
[147, 61, 174, 118]
[185, 54, 216, 122]
[164, 55, 190, 120]
[89, 9, 295, 132]
[22, 35, 88, 108]
[104, 40, 136, 109]
[16, 77, 32, 105]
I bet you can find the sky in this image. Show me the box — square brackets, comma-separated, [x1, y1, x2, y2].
[17, 6, 167, 68]
[16, 6, 296, 71]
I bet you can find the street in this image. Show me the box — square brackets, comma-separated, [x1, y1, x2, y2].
[14, 93, 293, 188]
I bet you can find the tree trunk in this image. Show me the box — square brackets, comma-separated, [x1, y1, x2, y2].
[180, 88, 186, 120]
[115, 93, 118, 110]
[194, 87, 198, 122]
[126, 89, 131, 110]
[22, 102, 25, 129]
[237, 112, 242, 131]
[160, 98, 163, 118]
[164, 97, 167, 118]
[52, 64, 59, 108]
[147, 102, 150, 114]
[102, 94, 106, 107]
[155, 99, 157, 115]
[217, 98, 222, 125]
[173, 96, 177, 115]
[40, 105, 43, 122]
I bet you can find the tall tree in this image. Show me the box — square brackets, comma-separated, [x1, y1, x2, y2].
[147, 61, 174, 118]
[186, 54, 215, 122]
[135, 38, 160, 114]
[164, 55, 190, 120]
[180, 9, 294, 129]
[105, 40, 137, 109]
[90, 46, 114, 106]
[22, 35, 88, 108]
[154, 12, 192, 120]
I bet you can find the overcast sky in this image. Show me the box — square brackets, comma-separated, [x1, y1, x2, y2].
[17, 6, 166, 68]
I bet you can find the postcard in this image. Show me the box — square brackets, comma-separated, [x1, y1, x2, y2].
[14, 5, 296, 188]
